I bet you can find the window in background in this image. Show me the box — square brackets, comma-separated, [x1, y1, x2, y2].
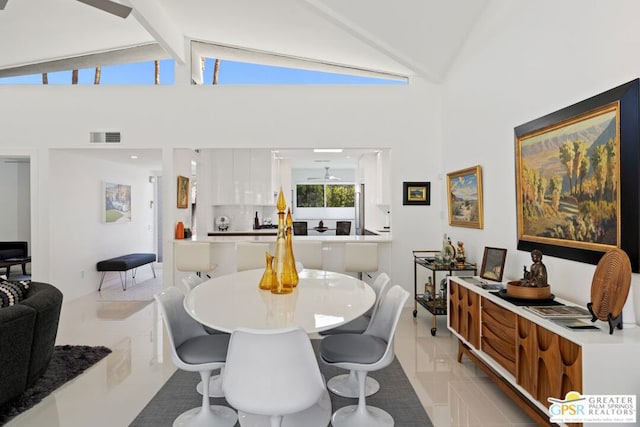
[297, 184, 325, 207]
[296, 184, 354, 208]
[200, 58, 407, 85]
[0, 59, 176, 85]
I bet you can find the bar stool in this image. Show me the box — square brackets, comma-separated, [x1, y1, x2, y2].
[293, 241, 323, 270]
[344, 242, 378, 280]
[236, 242, 270, 271]
[175, 241, 217, 278]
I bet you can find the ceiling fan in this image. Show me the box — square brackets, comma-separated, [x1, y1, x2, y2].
[0, 0, 131, 17]
[308, 167, 342, 181]
[76, 0, 132, 18]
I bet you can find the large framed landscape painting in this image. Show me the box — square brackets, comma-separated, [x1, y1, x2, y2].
[447, 165, 483, 229]
[104, 182, 131, 223]
[515, 79, 640, 272]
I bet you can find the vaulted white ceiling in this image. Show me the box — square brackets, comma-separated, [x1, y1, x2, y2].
[0, 0, 490, 82]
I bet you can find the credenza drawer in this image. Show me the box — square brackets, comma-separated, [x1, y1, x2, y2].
[481, 297, 516, 375]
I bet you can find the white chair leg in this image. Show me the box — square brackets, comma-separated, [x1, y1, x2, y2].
[326, 369, 380, 398]
[175, 370, 237, 427]
[196, 368, 224, 398]
[330, 370, 393, 427]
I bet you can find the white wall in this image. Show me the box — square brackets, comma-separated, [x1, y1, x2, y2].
[0, 162, 30, 248]
[0, 165, 18, 238]
[0, 82, 444, 300]
[48, 150, 156, 300]
[442, 0, 640, 321]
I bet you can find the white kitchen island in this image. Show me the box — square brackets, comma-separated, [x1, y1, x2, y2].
[173, 232, 392, 284]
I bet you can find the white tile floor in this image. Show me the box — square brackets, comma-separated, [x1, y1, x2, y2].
[5, 266, 537, 427]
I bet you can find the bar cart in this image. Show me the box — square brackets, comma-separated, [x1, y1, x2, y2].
[412, 250, 477, 336]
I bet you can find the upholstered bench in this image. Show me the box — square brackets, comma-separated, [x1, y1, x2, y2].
[97, 253, 156, 291]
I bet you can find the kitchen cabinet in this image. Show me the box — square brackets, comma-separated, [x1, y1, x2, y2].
[210, 149, 234, 205]
[209, 149, 276, 206]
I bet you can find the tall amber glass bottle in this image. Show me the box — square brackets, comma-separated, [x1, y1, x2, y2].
[272, 188, 292, 294]
[281, 208, 299, 287]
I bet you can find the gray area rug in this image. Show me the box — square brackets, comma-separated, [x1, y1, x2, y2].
[0, 345, 111, 425]
[131, 340, 432, 426]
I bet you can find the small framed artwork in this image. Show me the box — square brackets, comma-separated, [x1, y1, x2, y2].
[480, 247, 507, 282]
[447, 165, 483, 228]
[403, 182, 430, 205]
[177, 175, 189, 209]
[104, 182, 131, 223]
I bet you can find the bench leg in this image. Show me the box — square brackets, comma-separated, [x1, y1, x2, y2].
[150, 263, 156, 278]
[118, 271, 127, 291]
[132, 268, 138, 286]
[98, 272, 107, 291]
[21, 262, 27, 275]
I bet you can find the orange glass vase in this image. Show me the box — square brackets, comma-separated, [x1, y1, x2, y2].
[175, 221, 184, 239]
[259, 252, 277, 291]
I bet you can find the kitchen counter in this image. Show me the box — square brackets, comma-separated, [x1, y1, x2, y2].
[199, 231, 392, 243]
[208, 229, 277, 237]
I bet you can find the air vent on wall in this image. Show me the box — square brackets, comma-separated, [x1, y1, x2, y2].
[90, 131, 122, 143]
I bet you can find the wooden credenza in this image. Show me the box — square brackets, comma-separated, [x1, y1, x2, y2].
[448, 277, 640, 427]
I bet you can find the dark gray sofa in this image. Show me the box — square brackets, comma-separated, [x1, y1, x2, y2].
[0, 282, 63, 406]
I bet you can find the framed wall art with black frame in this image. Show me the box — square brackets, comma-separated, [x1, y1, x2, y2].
[514, 79, 640, 272]
[402, 182, 430, 205]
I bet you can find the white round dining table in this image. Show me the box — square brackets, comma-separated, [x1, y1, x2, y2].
[183, 268, 376, 334]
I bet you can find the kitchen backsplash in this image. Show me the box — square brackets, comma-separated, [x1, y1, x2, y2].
[212, 205, 277, 231]
[210, 205, 357, 233]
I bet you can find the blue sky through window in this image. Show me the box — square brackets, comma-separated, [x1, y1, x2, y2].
[0, 59, 406, 85]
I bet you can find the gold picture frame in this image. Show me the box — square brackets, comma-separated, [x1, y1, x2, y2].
[514, 79, 640, 271]
[177, 175, 189, 209]
[446, 165, 483, 229]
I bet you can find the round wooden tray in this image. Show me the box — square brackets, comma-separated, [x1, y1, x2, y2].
[506, 282, 551, 300]
[590, 248, 631, 321]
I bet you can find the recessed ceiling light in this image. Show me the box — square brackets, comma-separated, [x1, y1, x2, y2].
[314, 149, 343, 153]
[130, 155, 138, 159]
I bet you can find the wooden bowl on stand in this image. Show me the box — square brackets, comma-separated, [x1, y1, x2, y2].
[506, 281, 551, 299]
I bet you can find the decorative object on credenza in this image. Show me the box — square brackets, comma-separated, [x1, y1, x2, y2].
[506, 249, 551, 300]
[515, 79, 640, 272]
[455, 241, 466, 267]
[479, 246, 507, 282]
[446, 165, 483, 229]
[588, 248, 631, 334]
[402, 181, 431, 205]
[176, 175, 189, 209]
[103, 182, 131, 223]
